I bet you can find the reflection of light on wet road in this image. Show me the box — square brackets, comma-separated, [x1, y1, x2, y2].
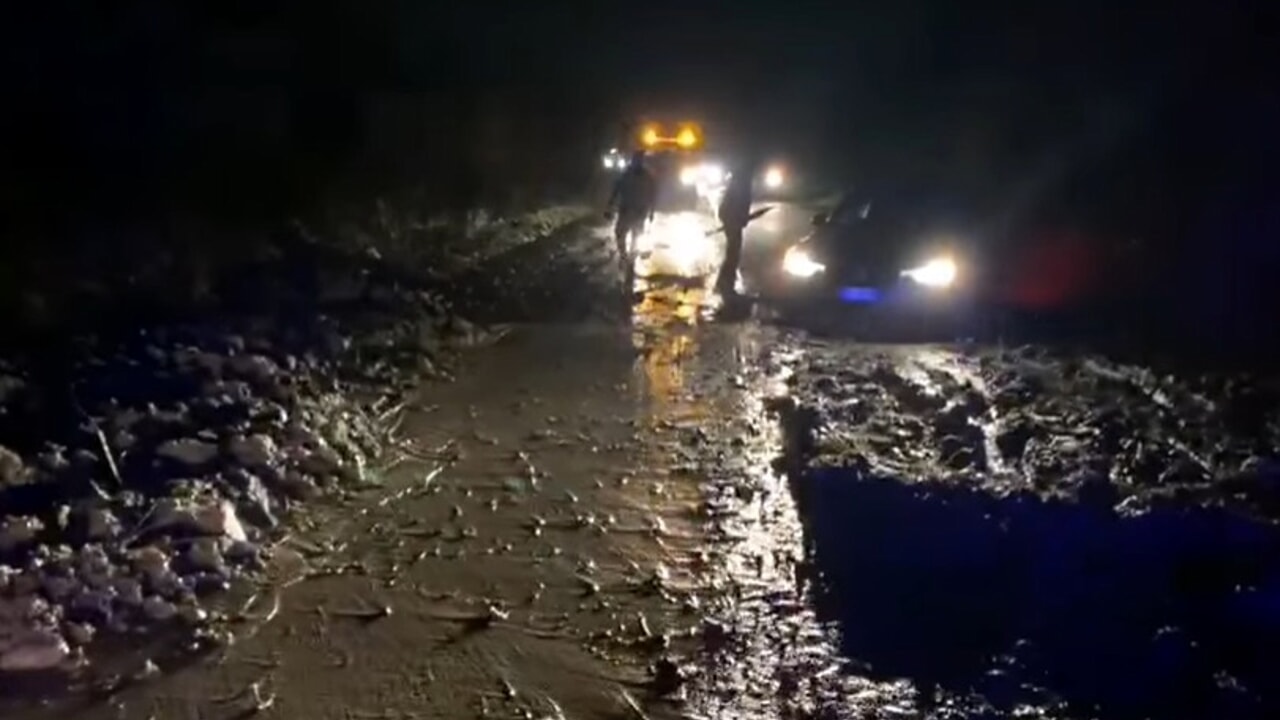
[673, 330, 924, 719]
[626, 210, 725, 330]
[638, 329, 694, 405]
[633, 286, 707, 330]
[635, 211, 721, 280]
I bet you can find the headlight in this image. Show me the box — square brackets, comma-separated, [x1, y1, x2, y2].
[901, 257, 957, 288]
[764, 166, 784, 189]
[603, 156, 615, 169]
[782, 246, 825, 278]
[702, 163, 725, 184]
[679, 166, 697, 186]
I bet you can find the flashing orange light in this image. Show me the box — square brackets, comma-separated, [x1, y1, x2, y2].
[676, 127, 698, 148]
[641, 126, 660, 146]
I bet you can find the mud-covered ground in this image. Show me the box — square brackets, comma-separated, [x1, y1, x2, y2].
[5, 205, 1280, 719]
[782, 341, 1280, 719]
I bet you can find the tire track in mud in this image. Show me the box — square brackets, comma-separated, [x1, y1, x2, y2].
[780, 340, 1280, 719]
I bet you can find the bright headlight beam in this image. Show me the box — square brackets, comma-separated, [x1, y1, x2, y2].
[782, 246, 825, 278]
[764, 167, 784, 189]
[679, 166, 697, 186]
[901, 257, 957, 287]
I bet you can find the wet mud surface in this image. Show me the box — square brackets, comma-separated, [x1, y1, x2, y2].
[784, 341, 1280, 719]
[7, 300, 849, 719]
[7, 208, 1280, 719]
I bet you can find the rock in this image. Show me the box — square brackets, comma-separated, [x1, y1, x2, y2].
[41, 574, 79, 602]
[148, 499, 247, 542]
[277, 471, 319, 500]
[230, 433, 277, 468]
[199, 501, 247, 542]
[298, 446, 342, 477]
[236, 473, 278, 529]
[35, 445, 71, 474]
[0, 516, 44, 554]
[67, 589, 114, 625]
[227, 354, 279, 386]
[0, 629, 71, 672]
[64, 622, 96, 646]
[0, 445, 33, 487]
[129, 545, 171, 581]
[0, 594, 50, 625]
[177, 604, 208, 624]
[76, 544, 113, 577]
[74, 506, 121, 543]
[7, 571, 40, 597]
[112, 576, 144, 607]
[141, 596, 177, 622]
[183, 538, 227, 574]
[156, 438, 219, 466]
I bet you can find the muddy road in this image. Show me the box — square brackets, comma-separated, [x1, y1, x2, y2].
[25, 302, 852, 719]
[7, 208, 1280, 719]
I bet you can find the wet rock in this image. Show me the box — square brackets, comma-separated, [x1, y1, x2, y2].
[67, 588, 114, 625]
[112, 577, 144, 608]
[129, 546, 171, 584]
[64, 622, 95, 646]
[229, 433, 277, 468]
[297, 446, 343, 478]
[0, 516, 44, 554]
[141, 596, 177, 623]
[41, 574, 79, 603]
[226, 354, 279, 387]
[224, 540, 262, 568]
[148, 498, 247, 542]
[235, 472, 279, 529]
[276, 470, 319, 500]
[0, 445, 33, 487]
[73, 506, 121, 543]
[0, 629, 71, 672]
[155, 438, 219, 466]
[182, 538, 228, 575]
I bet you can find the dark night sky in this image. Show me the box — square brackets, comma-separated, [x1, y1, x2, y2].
[2, 0, 1273, 232]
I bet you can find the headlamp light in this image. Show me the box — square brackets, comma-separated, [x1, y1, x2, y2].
[783, 246, 825, 278]
[901, 257, 957, 288]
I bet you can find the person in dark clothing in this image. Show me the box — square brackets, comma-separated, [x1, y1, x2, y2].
[715, 158, 757, 297]
[605, 150, 657, 274]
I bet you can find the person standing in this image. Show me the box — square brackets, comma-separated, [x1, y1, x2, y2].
[715, 157, 757, 298]
[605, 150, 657, 276]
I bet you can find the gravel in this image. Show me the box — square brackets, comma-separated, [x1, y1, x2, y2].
[0, 206, 593, 678]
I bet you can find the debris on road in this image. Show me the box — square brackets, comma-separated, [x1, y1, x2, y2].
[782, 341, 1280, 718]
[0, 206, 597, 688]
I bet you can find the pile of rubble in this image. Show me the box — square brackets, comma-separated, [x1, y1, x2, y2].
[0, 208, 555, 676]
[0, 318, 430, 672]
